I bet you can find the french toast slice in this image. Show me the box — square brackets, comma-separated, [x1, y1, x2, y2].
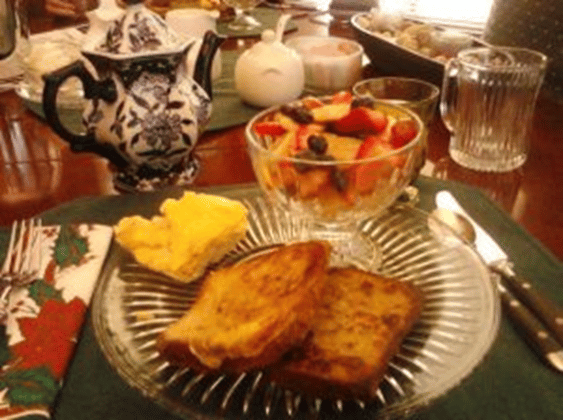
[157, 241, 330, 372]
[270, 267, 422, 400]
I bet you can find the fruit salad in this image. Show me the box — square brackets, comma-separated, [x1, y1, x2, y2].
[246, 91, 425, 220]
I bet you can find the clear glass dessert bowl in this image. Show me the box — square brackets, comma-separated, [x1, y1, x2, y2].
[245, 93, 426, 268]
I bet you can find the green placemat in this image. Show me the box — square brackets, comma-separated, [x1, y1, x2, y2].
[21, 48, 267, 134]
[1, 177, 562, 420]
[207, 49, 262, 130]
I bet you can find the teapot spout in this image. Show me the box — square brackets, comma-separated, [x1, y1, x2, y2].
[193, 31, 225, 100]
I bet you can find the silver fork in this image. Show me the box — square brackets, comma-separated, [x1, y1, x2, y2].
[0, 218, 43, 322]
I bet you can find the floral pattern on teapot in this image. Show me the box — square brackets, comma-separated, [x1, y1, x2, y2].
[97, 4, 183, 54]
[82, 48, 211, 174]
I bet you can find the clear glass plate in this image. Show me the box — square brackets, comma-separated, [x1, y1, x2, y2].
[91, 192, 500, 420]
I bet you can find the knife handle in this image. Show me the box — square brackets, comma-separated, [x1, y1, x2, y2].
[501, 289, 563, 368]
[495, 267, 563, 347]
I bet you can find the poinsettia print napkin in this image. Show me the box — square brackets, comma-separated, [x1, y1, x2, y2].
[0, 223, 113, 419]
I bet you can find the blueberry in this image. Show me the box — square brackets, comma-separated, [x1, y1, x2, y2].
[330, 169, 349, 192]
[293, 150, 317, 173]
[307, 134, 328, 155]
[280, 104, 313, 124]
[317, 154, 335, 163]
[280, 104, 294, 115]
[351, 95, 376, 109]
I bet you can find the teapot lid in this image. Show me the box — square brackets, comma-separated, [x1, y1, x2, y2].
[92, 0, 185, 56]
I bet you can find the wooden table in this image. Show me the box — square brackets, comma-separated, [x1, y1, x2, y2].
[1, 9, 563, 263]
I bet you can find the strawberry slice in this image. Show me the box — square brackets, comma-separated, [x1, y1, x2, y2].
[353, 135, 409, 195]
[353, 142, 395, 195]
[330, 91, 353, 104]
[364, 109, 389, 132]
[390, 119, 419, 148]
[300, 96, 325, 109]
[254, 121, 287, 137]
[332, 108, 388, 135]
[355, 132, 391, 159]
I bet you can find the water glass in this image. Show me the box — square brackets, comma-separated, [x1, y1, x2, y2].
[353, 77, 440, 125]
[441, 46, 547, 172]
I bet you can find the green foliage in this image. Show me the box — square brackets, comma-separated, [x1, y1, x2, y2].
[2, 367, 59, 406]
[27, 281, 63, 307]
[52, 225, 89, 268]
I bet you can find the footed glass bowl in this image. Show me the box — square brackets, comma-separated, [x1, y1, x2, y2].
[244, 94, 426, 268]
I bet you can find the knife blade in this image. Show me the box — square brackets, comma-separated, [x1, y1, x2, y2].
[435, 190, 563, 371]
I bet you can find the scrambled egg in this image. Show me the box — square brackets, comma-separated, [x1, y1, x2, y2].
[114, 191, 248, 282]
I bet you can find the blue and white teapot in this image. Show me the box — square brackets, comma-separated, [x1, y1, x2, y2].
[42, 0, 223, 190]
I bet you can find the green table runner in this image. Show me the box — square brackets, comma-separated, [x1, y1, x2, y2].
[22, 50, 258, 134]
[2, 177, 562, 420]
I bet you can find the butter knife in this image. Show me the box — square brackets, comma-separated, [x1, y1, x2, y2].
[435, 190, 563, 371]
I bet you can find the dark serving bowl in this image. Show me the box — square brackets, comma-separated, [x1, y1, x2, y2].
[350, 12, 487, 85]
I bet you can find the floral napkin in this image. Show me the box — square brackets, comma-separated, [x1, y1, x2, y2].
[0, 223, 113, 419]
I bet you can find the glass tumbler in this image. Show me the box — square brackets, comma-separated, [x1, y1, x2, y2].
[441, 47, 547, 172]
[353, 77, 440, 126]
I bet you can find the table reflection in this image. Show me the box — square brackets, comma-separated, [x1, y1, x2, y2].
[432, 157, 524, 219]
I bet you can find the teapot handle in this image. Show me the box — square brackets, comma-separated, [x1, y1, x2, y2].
[42, 61, 128, 168]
